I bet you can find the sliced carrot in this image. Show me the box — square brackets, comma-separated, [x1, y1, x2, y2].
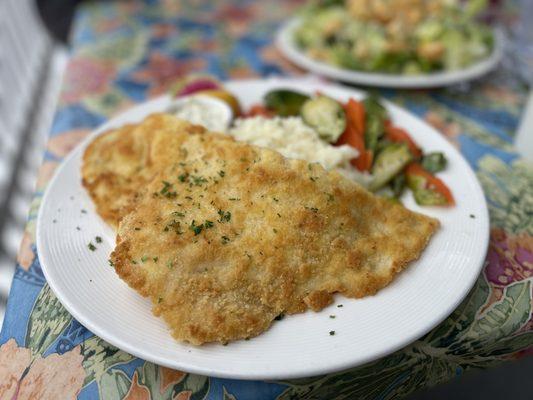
[358, 150, 374, 171]
[336, 125, 373, 171]
[337, 125, 363, 151]
[385, 124, 422, 158]
[336, 98, 372, 171]
[344, 98, 366, 135]
[406, 163, 455, 205]
[246, 104, 275, 118]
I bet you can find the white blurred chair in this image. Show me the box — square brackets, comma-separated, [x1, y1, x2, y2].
[0, 0, 66, 325]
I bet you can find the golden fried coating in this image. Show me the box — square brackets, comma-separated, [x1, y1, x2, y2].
[81, 114, 206, 228]
[111, 122, 439, 345]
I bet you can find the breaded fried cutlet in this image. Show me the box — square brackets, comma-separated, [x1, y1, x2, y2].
[111, 122, 439, 345]
[81, 114, 207, 228]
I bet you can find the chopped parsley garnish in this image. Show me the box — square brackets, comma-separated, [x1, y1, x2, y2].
[329, 330, 335, 336]
[172, 211, 185, 218]
[88, 242, 96, 251]
[329, 315, 336, 319]
[217, 209, 231, 223]
[305, 206, 319, 213]
[158, 297, 163, 303]
[165, 220, 183, 235]
[189, 220, 214, 235]
[277, 213, 281, 218]
[310, 176, 318, 182]
[95, 236, 102, 243]
[134, 227, 141, 231]
[273, 228, 278, 234]
[229, 197, 240, 201]
[326, 193, 335, 202]
[218, 170, 225, 177]
[141, 256, 148, 263]
[76, 226, 81, 231]
[160, 181, 177, 198]
[166, 261, 173, 269]
[190, 220, 203, 236]
[178, 173, 188, 182]
[108, 259, 114, 267]
[272, 197, 279, 202]
[185, 196, 193, 200]
[337, 304, 343, 308]
[153, 257, 158, 263]
[191, 175, 208, 186]
[81, 209, 87, 214]
[469, 214, 475, 219]
[221, 235, 230, 244]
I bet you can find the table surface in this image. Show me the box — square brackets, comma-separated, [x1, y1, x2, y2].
[0, 1, 531, 399]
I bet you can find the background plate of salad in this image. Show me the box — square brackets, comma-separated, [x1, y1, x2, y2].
[277, 0, 503, 88]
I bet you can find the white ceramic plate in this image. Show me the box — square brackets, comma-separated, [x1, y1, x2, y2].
[277, 18, 503, 88]
[37, 77, 489, 380]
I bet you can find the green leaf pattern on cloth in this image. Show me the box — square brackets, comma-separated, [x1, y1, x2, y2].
[25, 284, 73, 356]
[82, 335, 136, 387]
[98, 369, 132, 400]
[462, 280, 531, 342]
[477, 156, 533, 235]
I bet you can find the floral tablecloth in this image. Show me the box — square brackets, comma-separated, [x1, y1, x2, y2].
[0, 0, 531, 398]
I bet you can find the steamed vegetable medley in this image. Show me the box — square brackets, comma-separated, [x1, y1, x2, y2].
[294, 0, 494, 74]
[247, 89, 454, 206]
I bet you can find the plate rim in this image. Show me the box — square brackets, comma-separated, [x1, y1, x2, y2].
[36, 77, 490, 380]
[276, 17, 504, 88]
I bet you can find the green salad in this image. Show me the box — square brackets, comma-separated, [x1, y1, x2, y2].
[294, 0, 494, 74]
